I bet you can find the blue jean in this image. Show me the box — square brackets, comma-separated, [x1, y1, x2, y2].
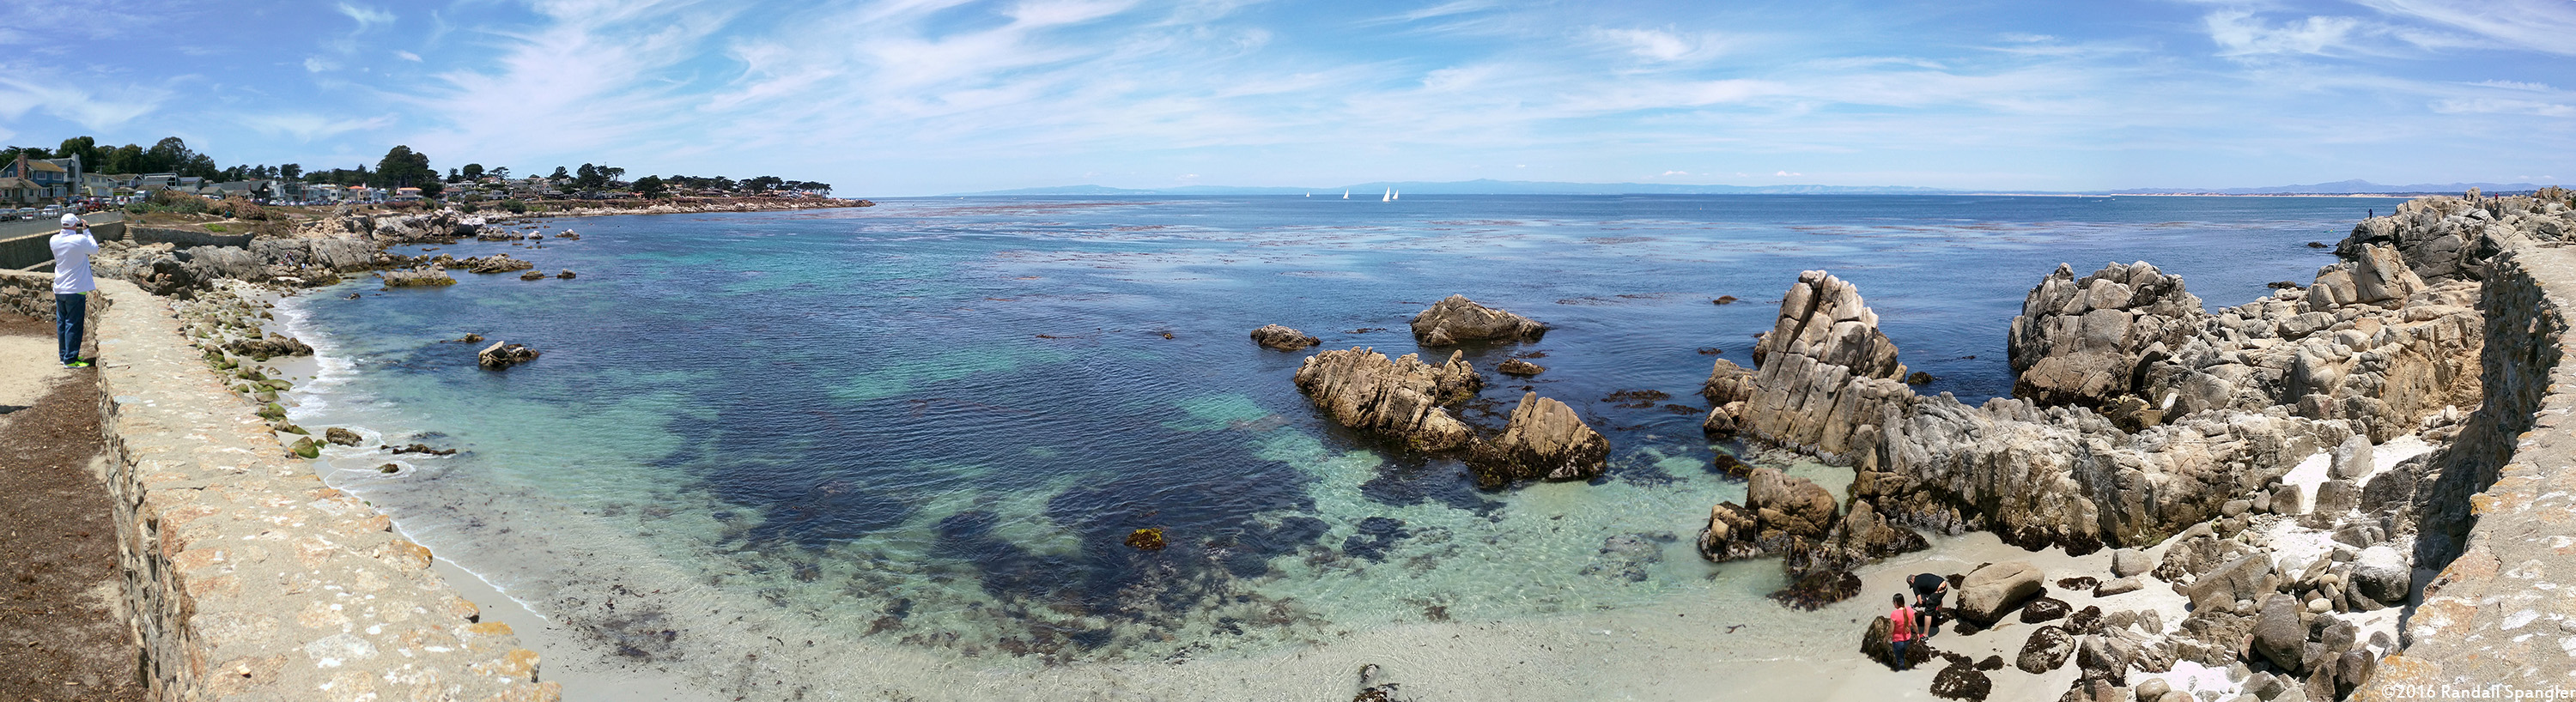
[57, 293, 85, 364]
[1892, 639, 1910, 669]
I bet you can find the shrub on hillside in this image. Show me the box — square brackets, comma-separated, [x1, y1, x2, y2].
[145, 191, 207, 215]
[209, 197, 267, 220]
[497, 199, 529, 214]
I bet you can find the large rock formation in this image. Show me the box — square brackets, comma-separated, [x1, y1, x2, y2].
[2007, 262, 2207, 410]
[1729, 271, 1912, 463]
[1466, 392, 1609, 487]
[1292, 348, 1482, 451]
[1410, 295, 1547, 346]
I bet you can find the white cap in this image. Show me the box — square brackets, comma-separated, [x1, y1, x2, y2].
[60, 214, 82, 227]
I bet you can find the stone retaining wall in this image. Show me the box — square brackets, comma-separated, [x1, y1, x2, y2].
[83, 276, 558, 700]
[128, 226, 254, 249]
[2362, 242, 2576, 696]
[3, 269, 108, 360]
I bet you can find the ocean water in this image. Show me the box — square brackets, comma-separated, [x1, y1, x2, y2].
[276, 195, 2379, 698]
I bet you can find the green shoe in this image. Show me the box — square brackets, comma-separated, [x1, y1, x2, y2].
[64, 360, 91, 368]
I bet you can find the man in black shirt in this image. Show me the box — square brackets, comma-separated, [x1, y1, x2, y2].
[1910, 572, 1949, 637]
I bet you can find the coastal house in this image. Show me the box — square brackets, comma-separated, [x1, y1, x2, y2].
[137, 173, 179, 191]
[9, 154, 72, 201]
[0, 176, 37, 204]
[393, 186, 422, 201]
[82, 172, 121, 198]
[308, 184, 343, 202]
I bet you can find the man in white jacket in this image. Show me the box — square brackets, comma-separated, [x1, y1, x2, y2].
[50, 214, 99, 368]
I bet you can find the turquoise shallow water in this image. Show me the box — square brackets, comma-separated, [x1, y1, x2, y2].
[275, 195, 2373, 681]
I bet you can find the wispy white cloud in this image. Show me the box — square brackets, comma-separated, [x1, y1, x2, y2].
[337, 3, 395, 31]
[2354, 0, 2576, 56]
[1586, 27, 1726, 63]
[238, 112, 394, 142]
[0, 74, 168, 129]
[2431, 98, 2576, 118]
[2204, 10, 2364, 56]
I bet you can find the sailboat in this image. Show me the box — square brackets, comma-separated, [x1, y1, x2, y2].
[1342, 190, 1350, 199]
[1382, 187, 1392, 203]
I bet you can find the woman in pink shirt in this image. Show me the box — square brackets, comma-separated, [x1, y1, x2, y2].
[1887, 593, 1918, 670]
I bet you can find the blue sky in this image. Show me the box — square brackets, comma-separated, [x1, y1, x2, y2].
[2, 0, 2570, 196]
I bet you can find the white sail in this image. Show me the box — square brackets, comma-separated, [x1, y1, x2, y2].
[1343, 190, 1350, 199]
[1392, 189, 1400, 201]
[1382, 187, 1392, 202]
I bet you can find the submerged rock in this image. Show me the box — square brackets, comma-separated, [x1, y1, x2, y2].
[324, 427, 361, 446]
[1495, 358, 1546, 376]
[1467, 392, 1609, 488]
[1409, 294, 1547, 346]
[1124, 528, 1166, 551]
[477, 341, 541, 370]
[1249, 324, 1321, 351]
[1292, 348, 1482, 451]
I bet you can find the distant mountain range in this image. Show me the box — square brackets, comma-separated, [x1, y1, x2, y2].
[2105, 180, 2551, 196]
[945, 178, 2557, 197]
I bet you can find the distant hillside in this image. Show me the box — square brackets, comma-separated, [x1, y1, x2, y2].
[950, 179, 1956, 197]
[2111, 179, 2554, 196]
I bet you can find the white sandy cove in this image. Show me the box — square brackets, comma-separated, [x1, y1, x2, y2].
[403, 437, 2427, 702]
[422, 517, 2148, 700]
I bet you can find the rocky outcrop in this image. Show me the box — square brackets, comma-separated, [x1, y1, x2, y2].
[380, 267, 457, 287]
[1785, 497, 1929, 575]
[1496, 358, 1546, 376]
[1292, 348, 1482, 451]
[1699, 358, 1755, 436]
[1250, 324, 1320, 351]
[118, 245, 270, 295]
[478, 341, 541, 370]
[1466, 392, 1609, 487]
[2007, 262, 2207, 410]
[2330, 194, 2573, 281]
[1735, 271, 1911, 462]
[1695, 467, 1838, 562]
[224, 333, 313, 360]
[2305, 244, 2422, 313]
[1409, 295, 1546, 346]
[465, 254, 536, 274]
[251, 236, 379, 272]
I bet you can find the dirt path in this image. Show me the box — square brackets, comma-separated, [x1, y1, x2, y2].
[0, 314, 143, 701]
